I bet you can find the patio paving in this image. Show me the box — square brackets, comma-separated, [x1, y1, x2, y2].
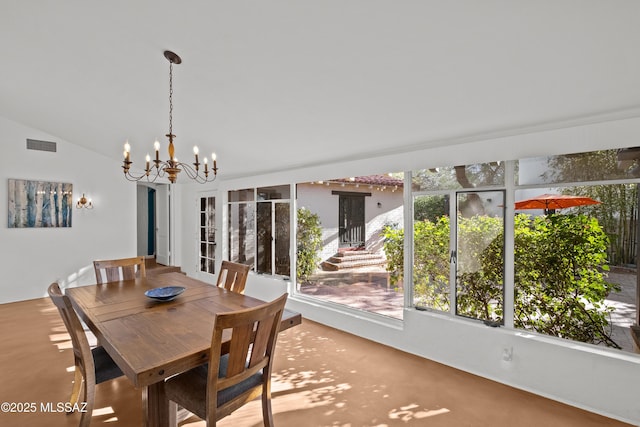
[605, 269, 638, 353]
[300, 267, 639, 353]
[300, 267, 404, 319]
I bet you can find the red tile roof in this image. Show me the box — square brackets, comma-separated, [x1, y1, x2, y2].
[332, 174, 403, 187]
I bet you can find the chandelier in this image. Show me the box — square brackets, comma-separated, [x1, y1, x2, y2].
[122, 50, 218, 184]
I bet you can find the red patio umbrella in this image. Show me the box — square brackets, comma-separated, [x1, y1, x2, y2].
[515, 193, 600, 213]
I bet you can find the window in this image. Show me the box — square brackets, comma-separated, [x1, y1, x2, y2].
[513, 149, 639, 352]
[222, 147, 639, 352]
[257, 186, 291, 276]
[455, 190, 505, 323]
[412, 163, 506, 324]
[228, 186, 291, 276]
[408, 150, 639, 352]
[198, 196, 216, 275]
[296, 174, 405, 319]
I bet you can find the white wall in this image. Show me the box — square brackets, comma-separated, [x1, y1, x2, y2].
[136, 184, 149, 256]
[0, 116, 136, 303]
[177, 114, 640, 425]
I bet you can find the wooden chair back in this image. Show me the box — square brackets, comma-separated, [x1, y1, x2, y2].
[207, 292, 287, 424]
[93, 256, 146, 284]
[47, 283, 96, 427]
[216, 260, 250, 294]
[164, 293, 288, 426]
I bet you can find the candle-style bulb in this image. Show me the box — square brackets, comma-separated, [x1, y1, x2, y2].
[193, 146, 199, 155]
[123, 141, 131, 162]
[154, 140, 160, 151]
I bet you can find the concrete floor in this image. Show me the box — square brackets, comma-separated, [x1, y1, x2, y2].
[0, 297, 632, 427]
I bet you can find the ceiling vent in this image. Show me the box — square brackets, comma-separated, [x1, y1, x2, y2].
[26, 139, 57, 152]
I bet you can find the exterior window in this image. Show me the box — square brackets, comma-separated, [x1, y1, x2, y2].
[411, 163, 505, 324]
[408, 150, 638, 353]
[296, 174, 405, 320]
[228, 186, 290, 276]
[514, 149, 639, 352]
[412, 194, 450, 311]
[256, 185, 291, 276]
[198, 196, 216, 275]
[455, 190, 505, 323]
[228, 190, 255, 267]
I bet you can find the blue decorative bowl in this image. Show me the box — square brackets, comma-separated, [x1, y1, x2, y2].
[145, 286, 186, 301]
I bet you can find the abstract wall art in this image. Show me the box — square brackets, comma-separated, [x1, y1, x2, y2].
[8, 179, 73, 228]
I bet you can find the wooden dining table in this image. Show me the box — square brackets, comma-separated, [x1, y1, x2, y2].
[66, 271, 301, 427]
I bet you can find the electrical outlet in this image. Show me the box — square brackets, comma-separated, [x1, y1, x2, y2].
[502, 346, 513, 362]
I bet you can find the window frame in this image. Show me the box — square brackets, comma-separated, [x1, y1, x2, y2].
[227, 185, 292, 278]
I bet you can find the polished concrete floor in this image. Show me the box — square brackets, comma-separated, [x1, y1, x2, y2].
[0, 297, 633, 427]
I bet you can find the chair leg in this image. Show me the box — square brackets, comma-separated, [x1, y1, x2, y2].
[78, 381, 94, 427]
[168, 400, 179, 427]
[79, 408, 92, 427]
[68, 366, 83, 408]
[262, 386, 274, 427]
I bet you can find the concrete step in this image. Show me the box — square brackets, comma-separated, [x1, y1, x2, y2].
[329, 253, 383, 263]
[321, 250, 387, 271]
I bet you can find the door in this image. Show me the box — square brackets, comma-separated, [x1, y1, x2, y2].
[256, 201, 291, 275]
[338, 194, 365, 248]
[197, 195, 216, 279]
[155, 184, 171, 265]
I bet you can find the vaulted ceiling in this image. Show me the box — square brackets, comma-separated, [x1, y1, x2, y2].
[2, 1, 640, 179]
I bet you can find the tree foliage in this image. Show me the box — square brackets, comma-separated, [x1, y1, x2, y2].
[296, 207, 323, 281]
[383, 213, 621, 347]
[543, 149, 638, 265]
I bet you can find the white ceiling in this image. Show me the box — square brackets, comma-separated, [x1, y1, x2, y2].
[2, 1, 640, 179]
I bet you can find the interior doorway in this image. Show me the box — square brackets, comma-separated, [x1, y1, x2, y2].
[136, 183, 171, 265]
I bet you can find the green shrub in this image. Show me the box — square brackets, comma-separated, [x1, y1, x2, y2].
[296, 208, 322, 281]
[383, 213, 620, 347]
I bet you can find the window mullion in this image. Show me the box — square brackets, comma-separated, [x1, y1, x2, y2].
[404, 171, 414, 309]
[503, 160, 516, 328]
[449, 190, 457, 317]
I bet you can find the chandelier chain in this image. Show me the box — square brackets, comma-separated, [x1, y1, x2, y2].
[169, 60, 173, 136]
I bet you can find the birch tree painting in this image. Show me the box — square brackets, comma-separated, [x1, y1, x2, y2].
[8, 179, 73, 228]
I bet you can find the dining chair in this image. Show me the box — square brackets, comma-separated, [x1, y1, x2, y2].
[47, 283, 124, 427]
[93, 256, 146, 284]
[164, 293, 288, 427]
[215, 260, 251, 294]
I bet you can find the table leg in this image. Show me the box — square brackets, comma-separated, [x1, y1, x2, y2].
[142, 382, 173, 427]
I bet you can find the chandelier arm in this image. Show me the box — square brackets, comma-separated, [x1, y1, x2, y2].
[123, 168, 160, 183]
[176, 161, 217, 183]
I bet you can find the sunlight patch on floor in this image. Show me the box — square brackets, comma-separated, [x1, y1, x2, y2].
[272, 369, 335, 391]
[388, 403, 450, 421]
[48, 331, 72, 350]
[180, 383, 354, 426]
[93, 406, 115, 416]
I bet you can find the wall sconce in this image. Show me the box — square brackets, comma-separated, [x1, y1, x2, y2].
[76, 193, 93, 209]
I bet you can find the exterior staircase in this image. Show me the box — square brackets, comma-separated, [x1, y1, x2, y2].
[321, 249, 387, 271]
